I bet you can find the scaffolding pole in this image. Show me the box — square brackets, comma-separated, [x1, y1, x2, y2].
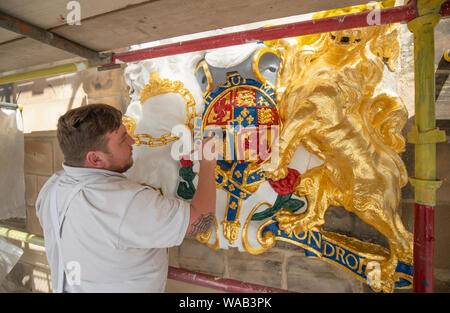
[0, 61, 95, 85]
[0, 11, 111, 66]
[0, 101, 22, 111]
[406, 0, 447, 293]
[106, 0, 450, 65]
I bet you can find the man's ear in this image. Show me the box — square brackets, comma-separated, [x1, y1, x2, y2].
[85, 151, 106, 168]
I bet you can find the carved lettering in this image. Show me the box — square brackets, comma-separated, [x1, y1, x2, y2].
[307, 231, 321, 249]
[323, 241, 335, 257]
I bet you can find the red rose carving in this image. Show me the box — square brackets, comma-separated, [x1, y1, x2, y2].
[179, 155, 193, 167]
[268, 168, 300, 195]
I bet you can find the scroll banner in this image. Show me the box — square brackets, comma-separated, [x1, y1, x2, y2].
[260, 217, 413, 290]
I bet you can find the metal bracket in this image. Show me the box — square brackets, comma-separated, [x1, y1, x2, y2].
[407, 125, 447, 144]
[97, 63, 121, 71]
[88, 53, 113, 67]
[0, 101, 21, 111]
[416, 0, 447, 16]
[408, 177, 443, 205]
[444, 49, 450, 62]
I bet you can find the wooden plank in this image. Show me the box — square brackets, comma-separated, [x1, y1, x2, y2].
[0, 0, 149, 43]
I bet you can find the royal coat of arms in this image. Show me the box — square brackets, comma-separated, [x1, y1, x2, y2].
[122, 1, 414, 293]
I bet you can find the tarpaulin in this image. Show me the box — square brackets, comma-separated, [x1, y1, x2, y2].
[0, 107, 25, 219]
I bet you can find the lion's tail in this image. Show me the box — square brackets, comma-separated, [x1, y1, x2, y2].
[367, 92, 408, 153]
[367, 92, 409, 186]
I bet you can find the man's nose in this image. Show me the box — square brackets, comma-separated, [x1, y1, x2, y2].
[127, 134, 135, 146]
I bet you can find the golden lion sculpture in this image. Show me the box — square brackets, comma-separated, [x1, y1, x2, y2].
[266, 24, 413, 293]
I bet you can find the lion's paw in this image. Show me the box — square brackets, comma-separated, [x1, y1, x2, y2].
[366, 257, 398, 293]
[275, 209, 300, 235]
[265, 166, 289, 181]
[275, 209, 321, 235]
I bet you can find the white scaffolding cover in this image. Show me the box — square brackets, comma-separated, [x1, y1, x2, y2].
[0, 108, 25, 219]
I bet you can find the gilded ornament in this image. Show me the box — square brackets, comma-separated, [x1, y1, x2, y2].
[222, 220, 241, 244]
[196, 217, 220, 250]
[123, 71, 198, 147]
[263, 17, 412, 292]
[252, 47, 281, 86]
[122, 115, 138, 144]
[242, 201, 273, 254]
[194, 60, 213, 97]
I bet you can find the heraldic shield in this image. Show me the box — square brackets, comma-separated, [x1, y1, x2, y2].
[199, 71, 281, 245]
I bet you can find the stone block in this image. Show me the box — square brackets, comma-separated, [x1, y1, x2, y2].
[399, 200, 414, 233]
[21, 94, 85, 134]
[401, 125, 415, 201]
[31, 266, 53, 293]
[165, 279, 225, 293]
[178, 239, 225, 276]
[53, 137, 65, 172]
[168, 246, 179, 268]
[37, 175, 51, 193]
[26, 206, 44, 237]
[436, 140, 450, 203]
[323, 206, 388, 249]
[435, 202, 450, 269]
[227, 248, 283, 289]
[81, 66, 128, 99]
[19, 243, 48, 269]
[88, 95, 129, 113]
[25, 174, 37, 207]
[24, 139, 53, 175]
[435, 268, 450, 293]
[286, 254, 354, 292]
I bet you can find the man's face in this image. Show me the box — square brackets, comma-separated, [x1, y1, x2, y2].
[102, 124, 135, 173]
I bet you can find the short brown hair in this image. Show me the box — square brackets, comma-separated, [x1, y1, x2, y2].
[57, 104, 123, 166]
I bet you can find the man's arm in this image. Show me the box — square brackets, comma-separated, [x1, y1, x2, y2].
[185, 138, 217, 238]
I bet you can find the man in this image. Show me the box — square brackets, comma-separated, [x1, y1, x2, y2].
[36, 104, 217, 292]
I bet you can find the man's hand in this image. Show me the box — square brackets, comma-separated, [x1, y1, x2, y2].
[199, 135, 221, 161]
[185, 137, 219, 238]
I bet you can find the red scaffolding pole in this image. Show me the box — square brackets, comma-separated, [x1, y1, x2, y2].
[413, 204, 435, 292]
[168, 266, 291, 293]
[105, 1, 450, 66]
[107, 1, 422, 65]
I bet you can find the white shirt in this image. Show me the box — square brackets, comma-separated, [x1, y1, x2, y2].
[36, 164, 190, 293]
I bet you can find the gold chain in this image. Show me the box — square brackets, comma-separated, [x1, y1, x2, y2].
[134, 133, 179, 147]
[123, 72, 197, 147]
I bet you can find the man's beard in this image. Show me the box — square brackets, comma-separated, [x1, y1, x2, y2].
[112, 158, 134, 173]
[104, 151, 134, 173]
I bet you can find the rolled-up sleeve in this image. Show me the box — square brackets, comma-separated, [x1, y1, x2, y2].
[118, 188, 190, 249]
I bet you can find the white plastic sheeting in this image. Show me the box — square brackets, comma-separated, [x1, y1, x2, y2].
[0, 107, 25, 220]
[0, 237, 23, 287]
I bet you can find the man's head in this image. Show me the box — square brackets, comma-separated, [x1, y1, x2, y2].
[57, 104, 135, 173]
